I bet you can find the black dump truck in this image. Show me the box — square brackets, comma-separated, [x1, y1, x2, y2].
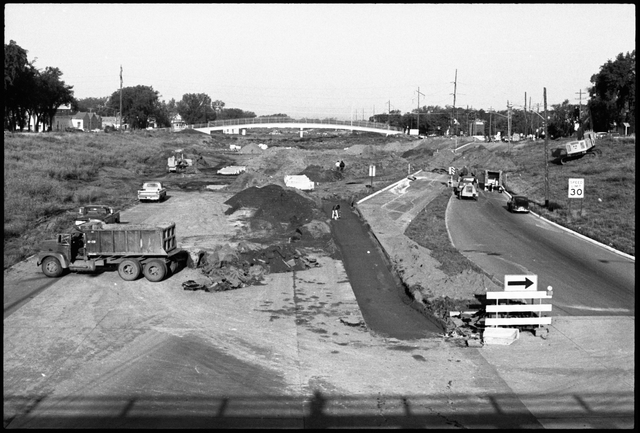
[37, 221, 183, 282]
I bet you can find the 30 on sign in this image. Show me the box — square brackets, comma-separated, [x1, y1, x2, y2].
[568, 178, 584, 198]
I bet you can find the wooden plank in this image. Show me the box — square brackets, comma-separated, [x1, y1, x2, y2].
[486, 304, 553, 313]
[485, 317, 553, 326]
[486, 291, 552, 300]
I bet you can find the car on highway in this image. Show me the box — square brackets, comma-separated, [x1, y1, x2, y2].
[507, 195, 530, 213]
[459, 183, 478, 200]
[431, 168, 449, 175]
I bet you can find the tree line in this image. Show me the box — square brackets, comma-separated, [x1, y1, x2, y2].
[5, 40, 634, 136]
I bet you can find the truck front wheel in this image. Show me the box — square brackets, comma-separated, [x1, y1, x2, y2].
[42, 257, 64, 278]
[118, 259, 142, 281]
[143, 259, 167, 282]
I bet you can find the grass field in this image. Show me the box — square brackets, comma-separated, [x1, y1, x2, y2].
[3, 131, 635, 270]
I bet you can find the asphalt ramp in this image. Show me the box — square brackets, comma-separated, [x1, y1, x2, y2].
[324, 200, 444, 339]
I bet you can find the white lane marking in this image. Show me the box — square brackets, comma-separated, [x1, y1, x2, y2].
[555, 305, 631, 313]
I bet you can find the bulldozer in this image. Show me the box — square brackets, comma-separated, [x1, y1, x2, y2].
[551, 131, 601, 165]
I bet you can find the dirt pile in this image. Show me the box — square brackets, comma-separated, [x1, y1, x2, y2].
[224, 184, 320, 231]
[197, 243, 321, 291]
[191, 184, 334, 291]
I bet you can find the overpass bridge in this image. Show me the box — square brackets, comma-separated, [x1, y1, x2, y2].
[184, 116, 405, 136]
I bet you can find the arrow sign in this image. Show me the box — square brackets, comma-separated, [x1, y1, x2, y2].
[504, 274, 538, 291]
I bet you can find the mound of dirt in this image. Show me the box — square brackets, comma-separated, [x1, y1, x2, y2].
[298, 165, 343, 183]
[224, 184, 319, 231]
[199, 243, 321, 291]
[455, 145, 519, 173]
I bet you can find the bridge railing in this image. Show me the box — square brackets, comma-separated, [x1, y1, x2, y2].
[186, 117, 402, 132]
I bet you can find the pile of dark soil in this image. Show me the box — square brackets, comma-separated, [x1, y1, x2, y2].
[224, 184, 319, 231]
[200, 243, 320, 291]
[298, 165, 343, 183]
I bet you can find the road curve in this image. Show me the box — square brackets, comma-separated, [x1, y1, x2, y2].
[447, 189, 635, 316]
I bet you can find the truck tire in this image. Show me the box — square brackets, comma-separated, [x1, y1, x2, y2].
[143, 259, 167, 282]
[42, 257, 64, 278]
[118, 259, 142, 281]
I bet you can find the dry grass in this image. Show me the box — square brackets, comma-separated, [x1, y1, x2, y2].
[3, 131, 634, 271]
[507, 137, 635, 255]
[3, 129, 210, 267]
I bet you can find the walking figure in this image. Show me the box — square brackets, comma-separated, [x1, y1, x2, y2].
[335, 160, 341, 171]
[339, 160, 345, 172]
[331, 204, 341, 220]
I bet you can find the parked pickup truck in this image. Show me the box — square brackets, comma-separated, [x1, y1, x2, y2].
[75, 204, 120, 226]
[37, 221, 184, 282]
[138, 182, 166, 202]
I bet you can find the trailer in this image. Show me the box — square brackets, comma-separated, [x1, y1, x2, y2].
[37, 222, 183, 282]
[483, 170, 504, 192]
[551, 131, 600, 165]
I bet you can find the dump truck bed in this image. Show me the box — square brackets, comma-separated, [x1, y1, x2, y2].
[83, 222, 177, 256]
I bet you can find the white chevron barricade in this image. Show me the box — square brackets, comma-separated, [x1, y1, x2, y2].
[483, 290, 553, 345]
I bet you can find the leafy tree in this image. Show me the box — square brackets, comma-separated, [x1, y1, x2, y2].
[546, 99, 575, 139]
[4, 40, 33, 131]
[107, 85, 163, 129]
[588, 50, 635, 133]
[260, 113, 289, 118]
[217, 108, 256, 120]
[176, 93, 214, 124]
[77, 97, 109, 115]
[33, 67, 75, 131]
[4, 41, 75, 132]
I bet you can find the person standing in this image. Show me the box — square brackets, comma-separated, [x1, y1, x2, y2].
[339, 160, 345, 172]
[331, 204, 341, 220]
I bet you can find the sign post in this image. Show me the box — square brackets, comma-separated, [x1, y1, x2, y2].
[568, 178, 585, 216]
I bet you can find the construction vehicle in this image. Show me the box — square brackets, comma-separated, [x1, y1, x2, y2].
[167, 153, 192, 173]
[138, 182, 167, 202]
[551, 131, 600, 165]
[37, 222, 183, 282]
[482, 170, 504, 192]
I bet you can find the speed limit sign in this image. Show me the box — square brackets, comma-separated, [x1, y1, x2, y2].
[568, 178, 584, 198]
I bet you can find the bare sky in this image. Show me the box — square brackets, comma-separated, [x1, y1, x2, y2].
[5, 3, 636, 120]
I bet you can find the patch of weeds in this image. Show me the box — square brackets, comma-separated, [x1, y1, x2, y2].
[404, 188, 484, 276]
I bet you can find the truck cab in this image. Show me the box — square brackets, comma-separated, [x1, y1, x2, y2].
[37, 231, 92, 277]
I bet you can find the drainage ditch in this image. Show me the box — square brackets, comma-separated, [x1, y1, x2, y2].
[323, 199, 445, 339]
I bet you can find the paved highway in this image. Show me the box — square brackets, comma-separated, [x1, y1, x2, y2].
[447, 189, 635, 316]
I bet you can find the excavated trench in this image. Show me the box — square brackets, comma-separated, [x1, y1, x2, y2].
[322, 199, 445, 339]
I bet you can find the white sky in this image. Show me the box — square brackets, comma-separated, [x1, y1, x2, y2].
[5, 3, 636, 120]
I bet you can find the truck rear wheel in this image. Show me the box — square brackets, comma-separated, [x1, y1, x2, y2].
[118, 259, 141, 281]
[143, 259, 167, 282]
[42, 257, 63, 278]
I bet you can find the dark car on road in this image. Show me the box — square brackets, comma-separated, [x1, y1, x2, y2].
[75, 205, 121, 225]
[507, 195, 530, 213]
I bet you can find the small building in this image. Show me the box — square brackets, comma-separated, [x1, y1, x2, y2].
[171, 113, 186, 131]
[71, 112, 102, 131]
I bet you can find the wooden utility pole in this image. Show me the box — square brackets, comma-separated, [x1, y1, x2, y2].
[524, 92, 527, 137]
[544, 88, 549, 208]
[507, 100, 512, 151]
[576, 89, 583, 117]
[119, 65, 123, 132]
[416, 87, 424, 134]
[488, 107, 493, 139]
[451, 69, 457, 135]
